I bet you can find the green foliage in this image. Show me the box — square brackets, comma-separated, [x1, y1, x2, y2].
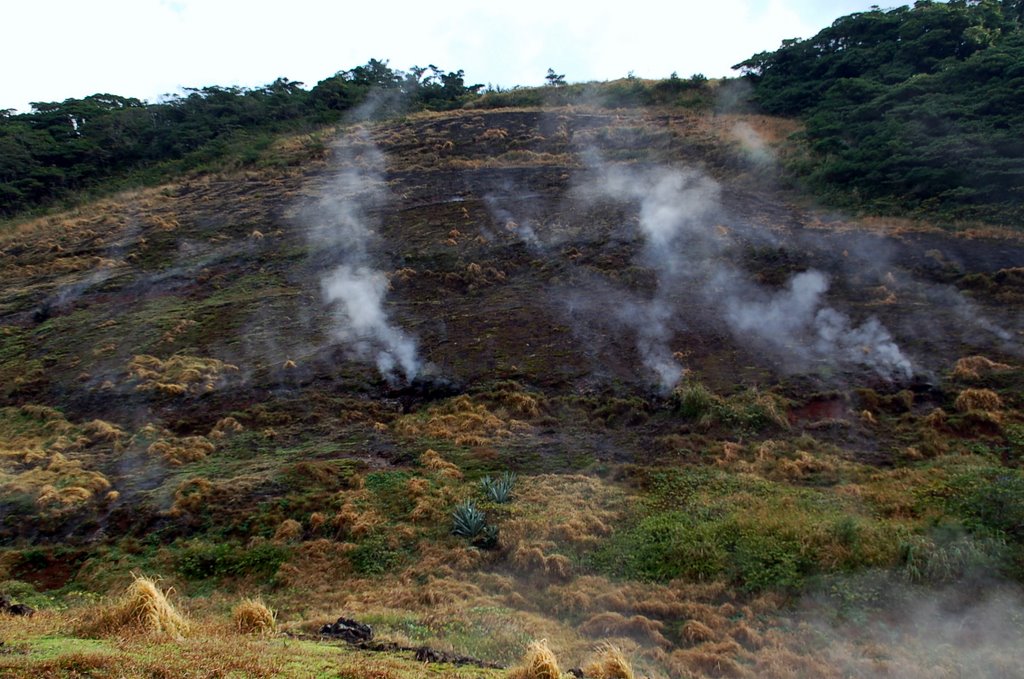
[672, 381, 717, 419]
[0, 60, 483, 217]
[912, 465, 1024, 533]
[451, 500, 498, 548]
[671, 382, 788, 434]
[589, 504, 821, 592]
[479, 472, 517, 504]
[174, 541, 289, 580]
[900, 530, 1008, 584]
[0, 579, 59, 609]
[589, 467, 900, 591]
[468, 76, 713, 110]
[349, 534, 407, 576]
[736, 3, 1024, 223]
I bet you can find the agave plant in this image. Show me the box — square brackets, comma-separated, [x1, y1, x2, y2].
[480, 471, 517, 504]
[451, 499, 499, 548]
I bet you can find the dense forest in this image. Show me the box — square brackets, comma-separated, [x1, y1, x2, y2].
[0, 61, 483, 217]
[735, 0, 1024, 222]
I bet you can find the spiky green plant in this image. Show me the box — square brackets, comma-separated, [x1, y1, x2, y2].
[451, 499, 499, 548]
[480, 471, 517, 503]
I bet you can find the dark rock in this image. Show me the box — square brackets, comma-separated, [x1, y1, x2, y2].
[568, 669, 586, 678]
[7, 604, 34, 617]
[31, 304, 51, 324]
[415, 647, 448, 663]
[413, 645, 504, 668]
[319, 617, 372, 643]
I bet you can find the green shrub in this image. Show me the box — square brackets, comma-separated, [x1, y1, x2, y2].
[730, 529, 806, 592]
[175, 541, 289, 580]
[480, 472, 517, 504]
[451, 500, 498, 548]
[672, 381, 717, 420]
[900, 531, 1008, 584]
[350, 534, 407, 576]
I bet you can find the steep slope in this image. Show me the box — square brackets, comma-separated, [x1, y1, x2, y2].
[2, 104, 1023, 677]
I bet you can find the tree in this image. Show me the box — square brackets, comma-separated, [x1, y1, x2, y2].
[545, 68, 566, 87]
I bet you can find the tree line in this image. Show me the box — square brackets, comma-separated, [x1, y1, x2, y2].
[0, 60, 482, 217]
[735, 0, 1024, 223]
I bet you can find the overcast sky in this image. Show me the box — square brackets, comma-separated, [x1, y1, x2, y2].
[3, 0, 878, 113]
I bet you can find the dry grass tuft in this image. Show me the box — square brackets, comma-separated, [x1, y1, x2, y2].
[510, 543, 574, 581]
[479, 127, 509, 140]
[273, 518, 303, 543]
[682, 620, 718, 645]
[128, 354, 238, 396]
[1, 443, 112, 511]
[333, 495, 385, 539]
[394, 395, 521, 447]
[169, 477, 214, 516]
[80, 575, 190, 639]
[209, 416, 244, 440]
[579, 612, 672, 648]
[954, 388, 1003, 413]
[507, 639, 562, 679]
[147, 434, 216, 465]
[232, 597, 276, 635]
[664, 645, 748, 678]
[584, 643, 635, 679]
[952, 355, 1012, 380]
[82, 419, 125, 443]
[419, 449, 464, 480]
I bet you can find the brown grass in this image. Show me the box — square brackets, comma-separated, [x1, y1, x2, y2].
[509, 543, 574, 581]
[147, 434, 216, 465]
[500, 475, 627, 554]
[128, 354, 238, 396]
[80, 575, 190, 639]
[664, 643, 748, 678]
[507, 640, 562, 679]
[954, 388, 1003, 413]
[82, 419, 125, 443]
[578, 612, 672, 648]
[584, 643, 635, 679]
[232, 597, 275, 635]
[952, 355, 1012, 380]
[1, 448, 112, 511]
[682, 620, 718, 645]
[273, 518, 303, 543]
[419, 448, 464, 480]
[209, 416, 244, 440]
[394, 396, 521, 447]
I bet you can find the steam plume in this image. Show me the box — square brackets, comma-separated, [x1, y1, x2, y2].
[305, 126, 419, 383]
[720, 270, 913, 379]
[572, 160, 916, 384]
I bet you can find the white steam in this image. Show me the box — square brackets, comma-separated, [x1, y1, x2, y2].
[722, 270, 913, 379]
[305, 127, 420, 383]
[321, 265, 418, 380]
[580, 165, 723, 389]
[572, 161, 915, 384]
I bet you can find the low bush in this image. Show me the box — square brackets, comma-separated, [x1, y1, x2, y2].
[480, 471, 517, 504]
[451, 500, 498, 549]
[174, 541, 289, 580]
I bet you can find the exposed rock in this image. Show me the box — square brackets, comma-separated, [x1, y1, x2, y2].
[0, 595, 35, 617]
[319, 617, 372, 643]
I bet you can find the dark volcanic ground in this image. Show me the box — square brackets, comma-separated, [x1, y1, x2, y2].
[1, 107, 1022, 537]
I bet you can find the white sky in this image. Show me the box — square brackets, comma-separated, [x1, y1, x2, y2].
[3, 0, 877, 113]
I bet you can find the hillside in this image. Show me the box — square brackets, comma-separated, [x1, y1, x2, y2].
[1, 97, 1023, 677]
